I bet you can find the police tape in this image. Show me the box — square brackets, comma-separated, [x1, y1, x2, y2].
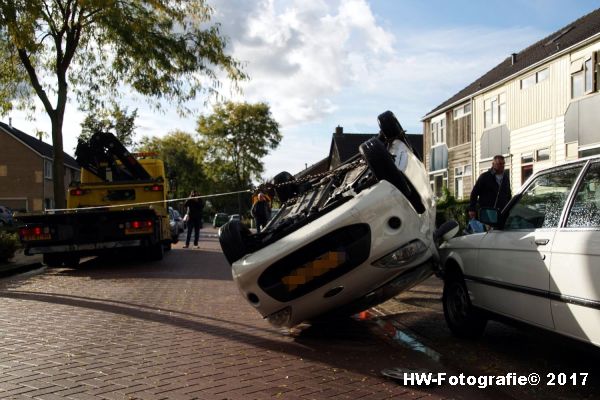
[44, 189, 253, 214]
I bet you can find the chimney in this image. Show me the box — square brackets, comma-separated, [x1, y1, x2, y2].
[8, 117, 12, 127]
[511, 53, 517, 65]
[334, 126, 343, 136]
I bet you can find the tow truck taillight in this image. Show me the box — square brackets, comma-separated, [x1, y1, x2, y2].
[19, 226, 51, 241]
[123, 220, 154, 234]
[70, 188, 86, 196]
[144, 185, 163, 192]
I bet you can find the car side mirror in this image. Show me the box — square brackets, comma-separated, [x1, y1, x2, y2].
[434, 220, 459, 242]
[479, 207, 499, 226]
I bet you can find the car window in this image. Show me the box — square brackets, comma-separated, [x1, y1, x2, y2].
[566, 162, 600, 228]
[504, 166, 582, 230]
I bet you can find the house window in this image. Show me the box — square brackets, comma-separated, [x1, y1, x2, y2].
[571, 57, 595, 98]
[453, 103, 471, 120]
[463, 164, 472, 176]
[484, 93, 506, 128]
[521, 165, 534, 185]
[431, 117, 446, 145]
[454, 167, 464, 199]
[536, 148, 550, 162]
[521, 152, 534, 164]
[44, 160, 53, 180]
[520, 68, 548, 89]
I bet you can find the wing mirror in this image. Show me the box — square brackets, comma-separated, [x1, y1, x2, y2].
[434, 220, 459, 242]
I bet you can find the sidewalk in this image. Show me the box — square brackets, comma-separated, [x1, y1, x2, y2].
[0, 248, 43, 276]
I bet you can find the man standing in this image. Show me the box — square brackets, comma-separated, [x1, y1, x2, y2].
[183, 190, 204, 249]
[468, 155, 512, 219]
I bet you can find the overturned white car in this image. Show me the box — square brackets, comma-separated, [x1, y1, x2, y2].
[219, 111, 456, 327]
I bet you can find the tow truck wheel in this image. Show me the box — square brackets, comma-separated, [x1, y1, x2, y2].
[43, 254, 63, 268]
[149, 242, 164, 261]
[63, 254, 80, 268]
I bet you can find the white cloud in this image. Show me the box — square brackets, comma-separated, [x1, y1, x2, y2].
[6, 0, 547, 182]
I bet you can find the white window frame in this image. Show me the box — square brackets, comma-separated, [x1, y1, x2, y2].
[430, 115, 446, 146]
[536, 148, 551, 162]
[44, 159, 53, 180]
[484, 93, 506, 128]
[463, 164, 472, 176]
[520, 68, 548, 89]
[453, 103, 472, 120]
[571, 56, 595, 99]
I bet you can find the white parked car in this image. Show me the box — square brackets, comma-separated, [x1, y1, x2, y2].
[219, 111, 457, 328]
[440, 156, 600, 347]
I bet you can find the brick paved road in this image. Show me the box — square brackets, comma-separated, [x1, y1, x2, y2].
[0, 229, 509, 400]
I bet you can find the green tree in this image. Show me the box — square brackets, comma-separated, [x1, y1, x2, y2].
[79, 104, 138, 149]
[0, 1, 246, 208]
[197, 102, 281, 191]
[137, 131, 207, 201]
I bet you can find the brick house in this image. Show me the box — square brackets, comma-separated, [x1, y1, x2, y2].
[0, 121, 80, 212]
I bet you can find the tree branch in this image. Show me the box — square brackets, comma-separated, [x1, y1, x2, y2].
[17, 48, 54, 115]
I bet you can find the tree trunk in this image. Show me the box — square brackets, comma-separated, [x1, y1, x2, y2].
[50, 113, 67, 209]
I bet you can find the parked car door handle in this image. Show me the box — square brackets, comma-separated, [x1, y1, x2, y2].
[535, 239, 550, 246]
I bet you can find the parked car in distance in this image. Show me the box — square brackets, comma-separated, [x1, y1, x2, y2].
[228, 214, 241, 222]
[213, 213, 229, 228]
[168, 207, 181, 244]
[219, 111, 457, 328]
[171, 208, 184, 233]
[440, 156, 600, 347]
[0, 206, 14, 226]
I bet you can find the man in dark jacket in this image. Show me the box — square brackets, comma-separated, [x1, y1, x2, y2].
[468, 155, 512, 219]
[183, 190, 204, 248]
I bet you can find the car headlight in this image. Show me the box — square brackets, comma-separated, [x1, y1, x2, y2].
[266, 306, 292, 327]
[372, 239, 427, 268]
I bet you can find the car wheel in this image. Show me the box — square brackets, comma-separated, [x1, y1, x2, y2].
[377, 110, 406, 142]
[43, 253, 63, 268]
[219, 220, 250, 265]
[443, 275, 487, 339]
[272, 171, 297, 203]
[63, 254, 81, 268]
[149, 242, 164, 261]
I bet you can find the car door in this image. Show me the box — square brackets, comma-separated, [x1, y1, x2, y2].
[471, 166, 583, 329]
[551, 160, 600, 345]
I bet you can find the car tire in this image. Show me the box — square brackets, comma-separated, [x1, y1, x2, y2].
[443, 275, 487, 339]
[359, 138, 426, 214]
[219, 220, 250, 265]
[272, 171, 297, 203]
[63, 254, 81, 268]
[149, 242, 164, 261]
[43, 253, 63, 268]
[377, 110, 406, 142]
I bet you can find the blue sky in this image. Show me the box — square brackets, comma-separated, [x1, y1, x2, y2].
[8, 0, 600, 181]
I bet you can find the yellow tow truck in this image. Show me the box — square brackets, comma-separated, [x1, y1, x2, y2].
[17, 131, 172, 267]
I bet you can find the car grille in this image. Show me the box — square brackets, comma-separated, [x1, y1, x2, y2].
[258, 224, 371, 302]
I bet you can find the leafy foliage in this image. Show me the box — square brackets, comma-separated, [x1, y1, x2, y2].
[79, 104, 138, 150]
[137, 130, 207, 202]
[0, 231, 19, 262]
[197, 102, 281, 189]
[0, 0, 246, 207]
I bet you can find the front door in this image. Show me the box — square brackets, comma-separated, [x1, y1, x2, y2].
[471, 166, 582, 329]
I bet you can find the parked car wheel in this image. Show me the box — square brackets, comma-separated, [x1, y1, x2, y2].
[443, 274, 487, 339]
[272, 171, 297, 203]
[219, 220, 250, 264]
[63, 254, 80, 268]
[149, 242, 164, 261]
[43, 254, 63, 268]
